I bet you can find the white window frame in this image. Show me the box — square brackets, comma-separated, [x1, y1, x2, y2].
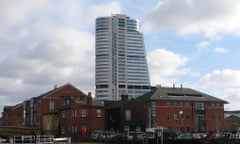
[96, 109, 102, 118]
[49, 100, 54, 111]
[82, 108, 86, 117]
[125, 110, 131, 121]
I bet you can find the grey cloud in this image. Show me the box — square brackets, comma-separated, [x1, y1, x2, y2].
[143, 0, 240, 37]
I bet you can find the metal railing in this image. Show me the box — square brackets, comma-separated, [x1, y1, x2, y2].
[9, 135, 55, 144]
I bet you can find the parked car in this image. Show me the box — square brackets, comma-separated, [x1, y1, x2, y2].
[146, 127, 179, 140]
[104, 131, 115, 142]
[134, 131, 145, 142]
[90, 131, 104, 141]
[177, 133, 201, 139]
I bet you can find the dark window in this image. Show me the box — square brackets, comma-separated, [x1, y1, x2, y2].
[186, 115, 191, 120]
[167, 114, 171, 120]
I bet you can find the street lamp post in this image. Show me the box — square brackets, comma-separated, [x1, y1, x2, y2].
[179, 111, 184, 132]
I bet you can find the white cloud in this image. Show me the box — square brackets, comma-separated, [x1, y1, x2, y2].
[0, 0, 123, 112]
[214, 47, 228, 53]
[0, 0, 51, 26]
[195, 41, 211, 48]
[143, 0, 240, 38]
[198, 69, 240, 88]
[148, 49, 190, 85]
[196, 69, 240, 110]
[195, 41, 211, 53]
[88, 1, 122, 18]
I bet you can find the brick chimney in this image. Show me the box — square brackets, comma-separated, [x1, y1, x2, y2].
[87, 92, 92, 104]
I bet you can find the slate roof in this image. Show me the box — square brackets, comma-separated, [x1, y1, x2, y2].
[138, 86, 228, 103]
[105, 100, 129, 109]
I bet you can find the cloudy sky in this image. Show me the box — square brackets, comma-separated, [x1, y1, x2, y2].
[0, 0, 240, 112]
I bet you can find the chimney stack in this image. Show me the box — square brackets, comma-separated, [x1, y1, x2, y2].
[88, 92, 92, 97]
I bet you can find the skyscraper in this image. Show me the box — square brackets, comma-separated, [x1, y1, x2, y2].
[95, 14, 151, 100]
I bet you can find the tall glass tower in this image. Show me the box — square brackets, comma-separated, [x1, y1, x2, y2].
[95, 14, 151, 100]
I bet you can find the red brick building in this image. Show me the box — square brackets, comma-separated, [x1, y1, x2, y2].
[1, 84, 105, 138]
[2, 104, 24, 127]
[138, 85, 228, 133]
[224, 115, 240, 132]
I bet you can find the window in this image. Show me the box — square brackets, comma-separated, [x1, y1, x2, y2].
[62, 111, 65, 118]
[167, 114, 171, 120]
[174, 114, 178, 120]
[125, 110, 131, 121]
[61, 126, 65, 134]
[166, 102, 171, 107]
[49, 100, 54, 111]
[151, 102, 157, 127]
[96, 109, 102, 118]
[72, 109, 77, 117]
[186, 115, 191, 120]
[82, 108, 86, 117]
[71, 125, 77, 134]
[180, 114, 184, 120]
[62, 98, 70, 108]
[197, 115, 205, 121]
[196, 102, 205, 110]
[179, 102, 183, 107]
[173, 102, 177, 107]
[185, 102, 190, 107]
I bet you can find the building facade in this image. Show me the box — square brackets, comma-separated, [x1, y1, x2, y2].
[1, 84, 105, 139]
[138, 85, 228, 133]
[105, 95, 147, 132]
[224, 111, 240, 132]
[95, 14, 151, 101]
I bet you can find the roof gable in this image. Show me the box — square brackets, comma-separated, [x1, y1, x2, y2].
[39, 83, 86, 99]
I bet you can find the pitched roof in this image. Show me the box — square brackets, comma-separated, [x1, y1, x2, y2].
[225, 115, 240, 120]
[37, 83, 85, 99]
[224, 110, 240, 118]
[138, 86, 228, 103]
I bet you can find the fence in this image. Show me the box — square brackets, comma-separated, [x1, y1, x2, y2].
[7, 135, 71, 144]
